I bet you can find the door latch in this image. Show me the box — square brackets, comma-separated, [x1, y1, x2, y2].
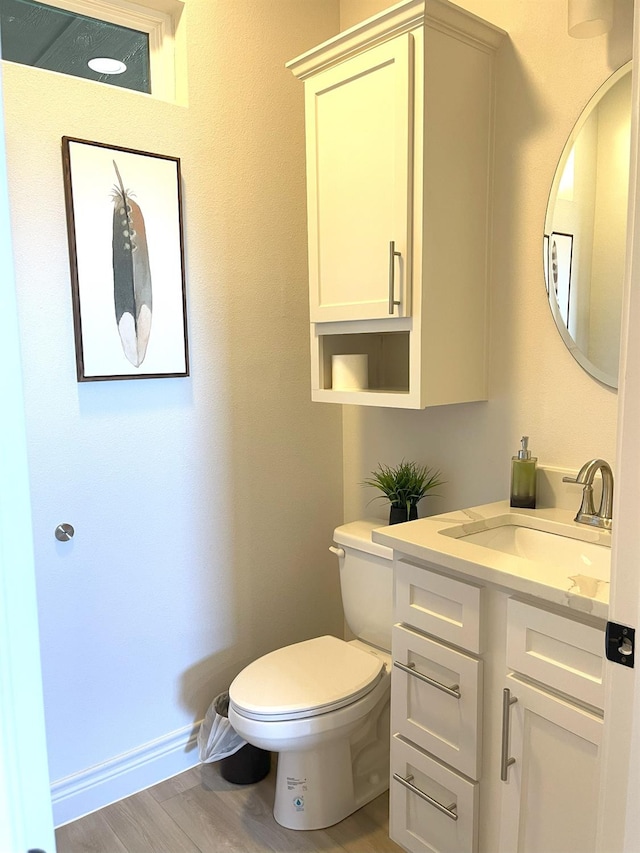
[605, 621, 635, 667]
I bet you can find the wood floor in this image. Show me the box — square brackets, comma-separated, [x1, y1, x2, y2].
[55, 762, 404, 853]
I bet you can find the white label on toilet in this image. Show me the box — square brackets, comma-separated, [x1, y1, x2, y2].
[293, 796, 305, 811]
[287, 776, 307, 791]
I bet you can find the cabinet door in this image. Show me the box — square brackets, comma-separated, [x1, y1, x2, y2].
[304, 34, 413, 322]
[498, 675, 602, 853]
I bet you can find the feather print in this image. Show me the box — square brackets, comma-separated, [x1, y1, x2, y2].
[112, 160, 152, 367]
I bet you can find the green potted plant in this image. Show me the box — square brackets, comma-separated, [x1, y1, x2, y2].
[362, 460, 444, 525]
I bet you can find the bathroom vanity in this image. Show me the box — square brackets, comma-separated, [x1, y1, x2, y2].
[373, 501, 609, 853]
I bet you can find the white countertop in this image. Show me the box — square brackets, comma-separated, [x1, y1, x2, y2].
[372, 500, 611, 621]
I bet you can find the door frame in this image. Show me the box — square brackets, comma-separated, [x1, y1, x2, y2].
[0, 65, 56, 852]
[596, 4, 640, 851]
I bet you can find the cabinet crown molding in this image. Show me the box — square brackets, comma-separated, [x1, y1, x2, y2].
[286, 0, 506, 81]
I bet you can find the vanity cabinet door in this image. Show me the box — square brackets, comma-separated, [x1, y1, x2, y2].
[304, 34, 413, 323]
[392, 624, 482, 779]
[498, 674, 603, 853]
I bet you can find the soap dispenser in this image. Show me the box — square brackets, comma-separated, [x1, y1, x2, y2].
[510, 436, 537, 509]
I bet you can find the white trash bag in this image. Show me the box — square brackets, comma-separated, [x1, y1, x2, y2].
[197, 691, 246, 763]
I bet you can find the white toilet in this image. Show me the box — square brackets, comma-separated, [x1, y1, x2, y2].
[228, 519, 394, 830]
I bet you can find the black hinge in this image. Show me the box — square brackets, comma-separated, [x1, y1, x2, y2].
[605, 621, 635, 667]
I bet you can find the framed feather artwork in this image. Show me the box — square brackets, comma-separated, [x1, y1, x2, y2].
[62, 137, 189, 381]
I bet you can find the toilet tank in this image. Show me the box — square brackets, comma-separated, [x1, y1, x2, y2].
[332, 519, 394, 652]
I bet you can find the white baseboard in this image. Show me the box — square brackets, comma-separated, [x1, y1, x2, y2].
[51, 722, 201, 827]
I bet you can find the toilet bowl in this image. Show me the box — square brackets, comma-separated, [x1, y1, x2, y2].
[228, 519, 394, 830]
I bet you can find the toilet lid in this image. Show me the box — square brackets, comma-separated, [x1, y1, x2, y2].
[229, 636, 384, 721]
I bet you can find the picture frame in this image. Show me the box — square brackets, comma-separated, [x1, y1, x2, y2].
[62, 137, 189, 381]
[549, 231, 573, 326]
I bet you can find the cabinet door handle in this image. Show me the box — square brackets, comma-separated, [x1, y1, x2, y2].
[500, 687, 518, 781]
[393, 773, 458, 821]
[394, 660, 461, 699]
[388, 240, 402, 314]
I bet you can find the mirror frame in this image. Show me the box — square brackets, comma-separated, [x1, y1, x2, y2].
[544, 60, 632, 390]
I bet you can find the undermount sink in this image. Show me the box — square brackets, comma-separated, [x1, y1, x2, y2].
[372, 500, 613, 613]
[440, 514, 611, 583]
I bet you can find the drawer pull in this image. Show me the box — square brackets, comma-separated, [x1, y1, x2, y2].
[500, 687, 518, 781]
[394, 660, 462, 699]
[393, 773, 458, 821]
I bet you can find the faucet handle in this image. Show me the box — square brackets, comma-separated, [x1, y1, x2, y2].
[562, 475, 579, 484]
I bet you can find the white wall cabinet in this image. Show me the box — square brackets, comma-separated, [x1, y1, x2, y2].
[288, 0, 505, 408]
[390, 560, 605, 853]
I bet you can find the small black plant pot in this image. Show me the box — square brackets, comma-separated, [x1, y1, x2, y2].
[389, 504, 418, 525]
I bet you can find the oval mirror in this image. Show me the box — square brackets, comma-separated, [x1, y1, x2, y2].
[544, 61, 632, 389]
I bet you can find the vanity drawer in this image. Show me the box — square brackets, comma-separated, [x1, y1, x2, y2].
[395, 559, 482, 653]
[390, 734, 478, 853]
[506, 598, 605, 709]
[392, 624, 482, 779]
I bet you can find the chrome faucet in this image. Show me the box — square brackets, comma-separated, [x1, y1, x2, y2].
[563, 459, 613, 530]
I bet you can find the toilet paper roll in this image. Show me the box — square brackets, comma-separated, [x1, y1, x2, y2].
[332, 354, 368, 391]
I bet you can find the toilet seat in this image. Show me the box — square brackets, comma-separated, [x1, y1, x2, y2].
[229, 635, 384, 722]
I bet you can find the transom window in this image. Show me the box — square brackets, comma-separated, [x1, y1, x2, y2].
[0, 0, 184, 101]
[0, 0, 151, 93]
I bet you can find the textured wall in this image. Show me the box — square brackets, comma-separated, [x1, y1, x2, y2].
[3, 0, 342, 820]
[341, 0, 633, 522]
